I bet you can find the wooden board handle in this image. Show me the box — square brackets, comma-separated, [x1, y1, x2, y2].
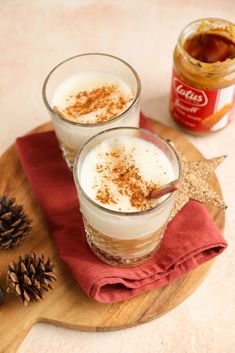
[0, 296, 36, 353]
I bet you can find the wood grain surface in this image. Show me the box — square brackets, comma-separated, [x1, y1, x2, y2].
[0, 119, 225, 353]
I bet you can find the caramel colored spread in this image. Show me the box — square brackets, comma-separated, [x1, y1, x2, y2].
[184, 33, 235, 63]
[171, 19, 235, 135]
[174, 26, 235, 90]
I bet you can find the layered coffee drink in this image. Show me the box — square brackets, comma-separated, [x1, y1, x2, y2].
[74, 127, 180, 267]
[43, 54, 141, 169]
[51, 72, 135, 165]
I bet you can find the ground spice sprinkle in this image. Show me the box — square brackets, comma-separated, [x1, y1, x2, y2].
[58, 85, 133, 124]
[95, 148, 159, 211]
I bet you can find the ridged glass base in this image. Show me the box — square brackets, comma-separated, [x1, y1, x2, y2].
[83, 218, 165, 267]
[58, 139, 78, 171]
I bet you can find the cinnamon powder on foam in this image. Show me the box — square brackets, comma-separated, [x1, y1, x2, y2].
[95, 149, 159, 211]
[62, 85, 133, 124]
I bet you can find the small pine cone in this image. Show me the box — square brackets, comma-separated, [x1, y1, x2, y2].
[7, 253, 56, 306]
[0, 195, 32, 250]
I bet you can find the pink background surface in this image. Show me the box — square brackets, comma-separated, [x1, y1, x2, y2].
[0, 1, 235, 352]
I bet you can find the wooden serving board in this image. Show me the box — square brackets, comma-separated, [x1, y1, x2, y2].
[0, 119, 225, 353]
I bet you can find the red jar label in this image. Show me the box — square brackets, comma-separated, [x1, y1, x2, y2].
[170, 70, 235, 132]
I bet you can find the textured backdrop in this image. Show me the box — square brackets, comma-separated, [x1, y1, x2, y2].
[0, 1, 234, 352]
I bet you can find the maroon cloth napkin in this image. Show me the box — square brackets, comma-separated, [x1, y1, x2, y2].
[16, 114, 227, 303]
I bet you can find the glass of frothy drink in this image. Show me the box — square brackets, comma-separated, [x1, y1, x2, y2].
[42, 53, 141, 170]
[73, 127, 181, 267]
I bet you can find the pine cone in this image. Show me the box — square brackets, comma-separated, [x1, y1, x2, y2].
[0, 195, 32, 249]
[7, 253, 56, 306]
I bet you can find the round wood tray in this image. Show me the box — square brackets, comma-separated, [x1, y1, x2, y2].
[0, 118, 225, 353]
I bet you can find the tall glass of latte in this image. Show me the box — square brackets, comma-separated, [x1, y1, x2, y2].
[73, 127, 181, 267]
[42, 53, 141, 170]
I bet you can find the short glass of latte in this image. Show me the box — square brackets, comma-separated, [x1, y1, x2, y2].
[42, 53, 141, 170]
[73, 127, 181, 267]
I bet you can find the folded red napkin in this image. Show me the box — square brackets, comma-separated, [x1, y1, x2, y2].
[16, 114, 227, 303]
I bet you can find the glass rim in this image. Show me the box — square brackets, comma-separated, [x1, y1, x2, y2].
[73, 126, 182, 217]
[42, 52, 141, 128]
[178, 17, 235, 74]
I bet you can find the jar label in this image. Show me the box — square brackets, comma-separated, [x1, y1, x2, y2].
[170, 70, 235, 132]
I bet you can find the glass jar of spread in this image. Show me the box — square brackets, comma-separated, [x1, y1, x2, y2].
[170, 18, 235, 135]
